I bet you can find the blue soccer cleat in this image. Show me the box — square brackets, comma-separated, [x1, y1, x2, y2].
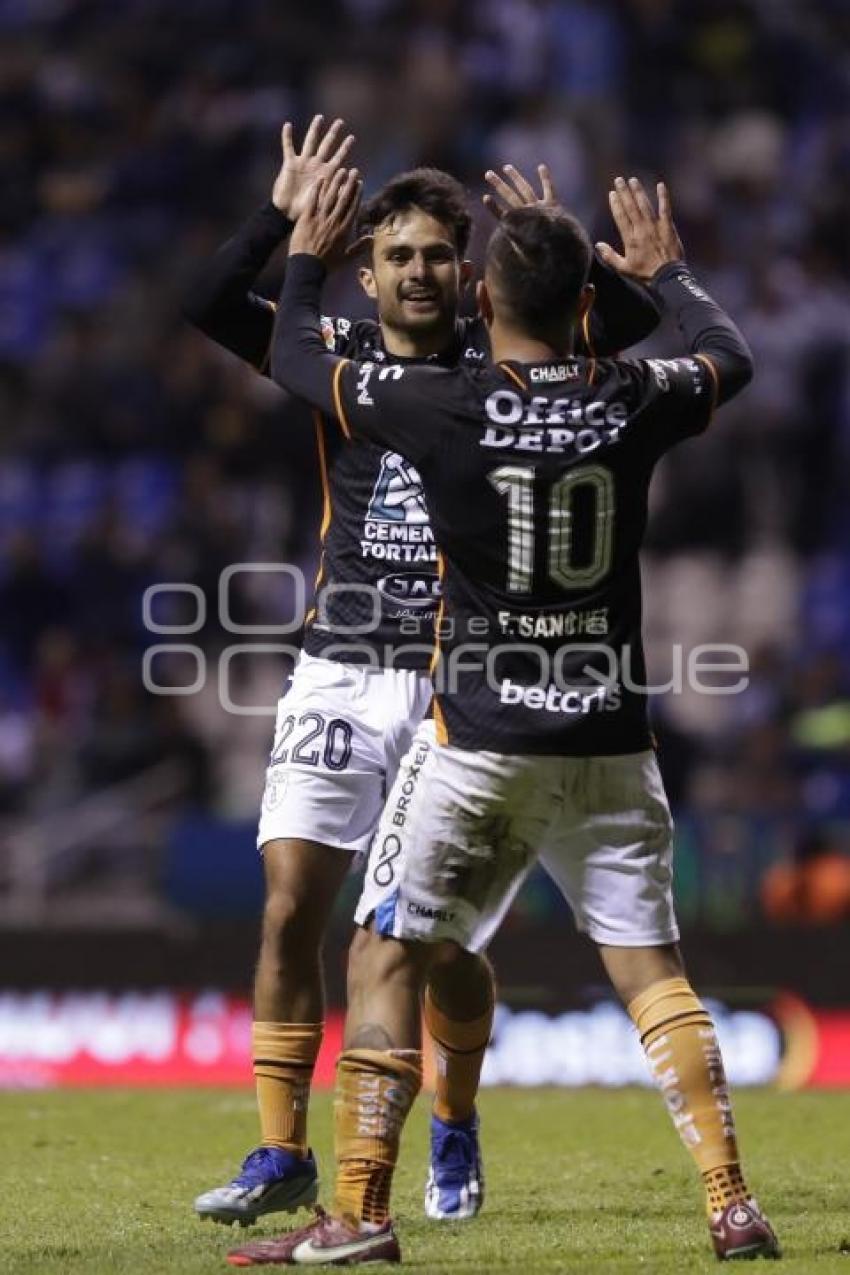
[424, 1112, 484, 1220]
[195, 1146, 319, 1226]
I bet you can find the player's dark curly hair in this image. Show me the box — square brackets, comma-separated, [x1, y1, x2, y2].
[487, 206, 592, 338]
[358, 167, 472, 256]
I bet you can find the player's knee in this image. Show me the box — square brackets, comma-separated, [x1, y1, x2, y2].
[347, 926, 420, 1005]
[261, 888, 325, 963]
[428, 945, 494, 1019]
[346, 926, 375, 1007]
[599, 942, 685, 1009]
[259, 839, 348, 963]
[347, 925, 396, 999]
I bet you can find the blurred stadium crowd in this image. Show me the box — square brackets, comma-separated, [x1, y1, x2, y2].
[1, 0, 849, 923]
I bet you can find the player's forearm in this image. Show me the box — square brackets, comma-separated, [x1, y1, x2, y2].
[181, 202, 293, 367]
[650, 263, 754, 404]
[586, 254, 661, 355]
[271, 253, 340, 417]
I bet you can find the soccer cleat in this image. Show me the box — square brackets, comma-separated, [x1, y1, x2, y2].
[424, 1111, 484, 1220]
[710, 1198, 781, 1261]
[226, 1206, 401, 1266]
[194, 1147, 319, 1226]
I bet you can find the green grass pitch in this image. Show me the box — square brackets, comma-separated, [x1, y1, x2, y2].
[6, 1087, 850, 1273]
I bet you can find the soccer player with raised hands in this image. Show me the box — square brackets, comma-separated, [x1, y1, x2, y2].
[186, 118, 662, 1230]
[224, 172, 779, 1266]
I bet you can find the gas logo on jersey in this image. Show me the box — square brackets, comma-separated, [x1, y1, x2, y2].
[377, 571, 441, 611]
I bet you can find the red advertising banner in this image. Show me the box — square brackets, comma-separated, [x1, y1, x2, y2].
[772, 995, 850, 1090]
[0, 992, 338, 1089]
[1, 991, 848, 1089]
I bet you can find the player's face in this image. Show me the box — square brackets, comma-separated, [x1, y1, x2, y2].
[359, 208, 470, 348]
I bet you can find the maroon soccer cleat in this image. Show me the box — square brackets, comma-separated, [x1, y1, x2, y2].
[226, 1207, 401, 1266]
[710, 1198, 781, 1261]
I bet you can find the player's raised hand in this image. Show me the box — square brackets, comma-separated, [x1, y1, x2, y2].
[595, 177, 684, 283]
[289, 167, 363, 267]
[272, 115, 356, 221]
[482, 163, 559, 220]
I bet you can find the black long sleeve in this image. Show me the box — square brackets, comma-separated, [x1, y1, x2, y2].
[586, 254, 661, 354]
[181, 202, 293, 370]
[650, 262, 754, 404]
[271, 254, 341, 417]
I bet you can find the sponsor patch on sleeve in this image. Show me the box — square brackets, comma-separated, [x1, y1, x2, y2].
[320, 316, 337, 351]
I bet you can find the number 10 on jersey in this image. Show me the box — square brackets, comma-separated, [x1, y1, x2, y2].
[489, 464, 615, 594]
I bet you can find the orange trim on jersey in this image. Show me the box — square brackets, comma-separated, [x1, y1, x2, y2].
[581, 304, 599, 385]
[428, 555, 452, 744]
[332, 359, 353, 439]
[314, 410, 333, 539]
[257, 299, 277, 375]
[305, 411, 333, 625]
[581, 307, 595, 357]
[429, 599, 445, 677]
[499, 362, 527, 391]
[428, 553, 447, 677]
[432, 695, 449, 746]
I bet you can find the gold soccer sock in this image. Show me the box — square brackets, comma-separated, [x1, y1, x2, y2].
[627, 977, 748, 1216]
[424, 986, 492, 1125]
[253, 1021, 323, 1156]
[333, 1048, 423, 1227]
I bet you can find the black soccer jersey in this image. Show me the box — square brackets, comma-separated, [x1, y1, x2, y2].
[273, 255, 753, 755]
[182, 202, 661, 671]
[295, 315, 493, 668]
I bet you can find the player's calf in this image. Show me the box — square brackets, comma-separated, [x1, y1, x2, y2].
[625, 974, 781, 1261]
[195, 839, 349, 1227]
[334, 1048, 422, 1226]
[422, 969, 490, 1221]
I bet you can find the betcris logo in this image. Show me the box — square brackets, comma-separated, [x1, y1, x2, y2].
[377, 572, 441, 610]
[500, 679, 621, 714]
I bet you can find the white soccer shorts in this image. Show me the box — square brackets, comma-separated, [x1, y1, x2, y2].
[257, 653, 434, 855]
[355, 719, 679, 950]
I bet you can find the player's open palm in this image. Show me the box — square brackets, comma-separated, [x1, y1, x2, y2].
[482, 162, 561, 220]
[272, 115, 356, 221]
[596, 176, 684, 283]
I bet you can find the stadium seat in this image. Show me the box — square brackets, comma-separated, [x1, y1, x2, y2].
[0, 461, 40, 537]
[42, 460, 109, 539]
[112, 456, 180, 538]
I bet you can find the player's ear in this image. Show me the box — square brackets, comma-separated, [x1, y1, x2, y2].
[358, 265, 378, 299]
[476, 279, 494, 327]
[577, 282, 595, 320]
[459, 259, 474, 293]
